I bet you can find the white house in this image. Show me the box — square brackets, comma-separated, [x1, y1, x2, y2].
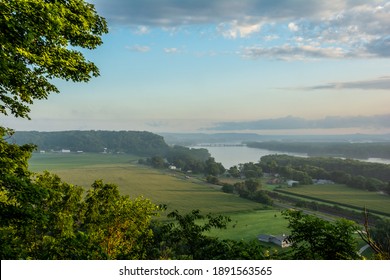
[287, 180, 299, 187]
[258, 234, 291, 248]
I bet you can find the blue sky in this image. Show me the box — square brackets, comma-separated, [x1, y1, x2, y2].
[4, 0, 390, 134]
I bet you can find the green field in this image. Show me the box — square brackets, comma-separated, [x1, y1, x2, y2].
[280, 184, 390, 216]
[28, 153, 264, 216]
[207, 210, 289, 241]
[28, 152, 288, 240]
[28, 152, 139, 171]
[28, 152, 388, 245]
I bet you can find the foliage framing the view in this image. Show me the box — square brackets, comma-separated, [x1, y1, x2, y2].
[0, 0, 108, 118]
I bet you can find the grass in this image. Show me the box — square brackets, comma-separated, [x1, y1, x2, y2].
[26, 153, 385, 251]
[281, 184, 390, 216]
[28, 152, 263, 216]
[28, 152, 139, 172]
[207, 210, 289, 241]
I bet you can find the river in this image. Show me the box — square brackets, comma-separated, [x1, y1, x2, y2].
[191, 145, 390, 168]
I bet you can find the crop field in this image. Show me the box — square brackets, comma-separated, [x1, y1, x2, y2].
[280, 184, 390, 216]
[28, 153, 263, 216]
[28, 152, 139, 172]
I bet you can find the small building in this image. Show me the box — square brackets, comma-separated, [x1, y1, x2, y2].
[287, 180, 299, 187]
[314, 179, 334, 185]
[61, 149, 71, 153]
[258, 234, 291, 248]
[169, 165, 177, 170]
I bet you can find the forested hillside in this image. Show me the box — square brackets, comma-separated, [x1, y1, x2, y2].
[9, 131, 170, 156]
[247, 141, 390, 159]
[260, 154, 390, 193]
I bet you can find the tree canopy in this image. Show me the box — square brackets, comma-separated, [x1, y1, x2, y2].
[0, 0, 108, 118]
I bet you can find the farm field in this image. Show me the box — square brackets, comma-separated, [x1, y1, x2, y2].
[207, 210, 289, 241]
[28, 152, 139, 172]
[28, 153, 264, 216]
[280, 184, 390, 216]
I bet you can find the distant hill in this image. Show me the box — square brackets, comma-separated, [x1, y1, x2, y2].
[160, 132, 390, 146]
[247, 141, 390, 160]
[9, 130, 170, 156]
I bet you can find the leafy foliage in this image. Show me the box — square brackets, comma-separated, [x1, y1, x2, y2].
[283, 210, 361, 260]
[150, 209, 268, 260]
[0, 0, 108, 118]
[260, 154, 390, 192]
[1, 129, 161, 259]
[10, 130, 170, 156]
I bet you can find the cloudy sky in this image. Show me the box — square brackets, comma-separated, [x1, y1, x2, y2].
[4, 0, 390, 134]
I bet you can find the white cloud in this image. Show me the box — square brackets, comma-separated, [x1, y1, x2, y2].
[92, 0, 390, 59]
[288, 22, 299, 32]
[126, 45, 151, 53]
[164, 48, 180, 54]
[134, 25, 150, 35]
[242, 44, 346, 61]
[217, 20, 263, 39]
[264, 35, 279, 41]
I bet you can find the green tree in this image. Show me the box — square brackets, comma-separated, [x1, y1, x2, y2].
[0, 0, 108, 118]
[228, 165, 241, 178]
[241, 162, 263, 178]
[148, 156, 166, 169]
[283, 210, 361, 260]
[83, 180, 161, 259]
[204, 157, 225, 176]
[359, 211, 390, 260]
[154, 209, 231, 259]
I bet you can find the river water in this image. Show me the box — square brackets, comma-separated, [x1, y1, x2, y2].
[191, 145, 390, 168]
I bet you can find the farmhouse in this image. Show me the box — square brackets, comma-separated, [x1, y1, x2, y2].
[169, 165, 177, 170]
[287, 180, 299, 187]
[258, 234, 291, 248]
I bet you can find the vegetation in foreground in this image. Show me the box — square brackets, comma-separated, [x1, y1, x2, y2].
[1, 135, 389, 260]
[1, 0, 389, 260]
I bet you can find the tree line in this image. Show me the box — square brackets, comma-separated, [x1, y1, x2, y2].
[247, 141, 390, 159]
[140, 145, 225, 176]
[259, 154, 390, 194]
[10, 130, 170, 156]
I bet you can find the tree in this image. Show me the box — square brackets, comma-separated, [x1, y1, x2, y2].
[0, 168, 162, 259]
[228, 165, 241, 178]
[204, 157, 225, 176]
[83, 180, 161, 259]
[283, 210, 361, 260]
[0, 0, 108, 118]
[241, 162, 263, 178]
[359, 210, 390, 260]
[153, 209, 231, 259]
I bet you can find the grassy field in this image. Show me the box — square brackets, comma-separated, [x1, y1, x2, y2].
[28, 152, 139, 172]
[27, 152, 292, 240]
[28, 152, 264, 216]
[280, 184, 390, 216]
[207, 210, 289, 241]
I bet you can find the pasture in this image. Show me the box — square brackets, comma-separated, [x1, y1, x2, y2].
[28, 152, 263, 215]
[280, 184, 390, 216]
[207, 210, 289, 241]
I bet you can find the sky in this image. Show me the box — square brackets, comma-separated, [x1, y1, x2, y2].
[4, 0, 390, 134]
